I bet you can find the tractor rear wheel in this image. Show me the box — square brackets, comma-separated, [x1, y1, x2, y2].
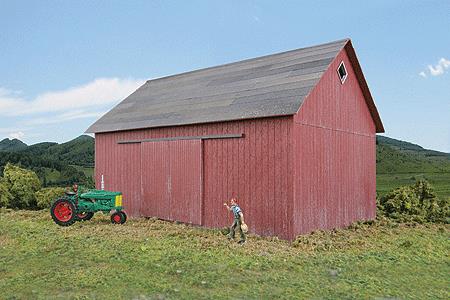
[76, 212, 94, 221]
[50, 199, 77, 226]
[119, 211, 127, 223]
[111, 211, 127, 224]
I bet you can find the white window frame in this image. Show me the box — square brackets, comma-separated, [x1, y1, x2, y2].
[337, 61, 348, 84]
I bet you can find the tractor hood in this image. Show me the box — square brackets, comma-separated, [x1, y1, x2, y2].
[80, 189, 122, 199]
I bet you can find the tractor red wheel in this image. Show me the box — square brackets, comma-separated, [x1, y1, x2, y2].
[50, 199, 77, 226]
[119, 211, 127, 223]
[76, 212, 94, 222]
[111, 211, 127, 224]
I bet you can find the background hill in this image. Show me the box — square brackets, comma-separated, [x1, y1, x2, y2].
[376, 136, 450, 198]
[18, 135, 94, 166]
[0, 135, 94, 187]
[376, 136, 450, 173]
[0, 134, 449, 197]
[0, 138, 28, 151]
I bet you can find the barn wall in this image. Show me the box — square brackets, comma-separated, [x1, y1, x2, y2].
[292, 48, 376, 237]
[95, 141, 142, 217]
[95, 116, 294, 239]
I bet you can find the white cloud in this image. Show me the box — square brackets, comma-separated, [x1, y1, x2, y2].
[428, 65, 443, 76]
[442, 58, 450, 68]
[8, 131, 25, 140]
[0, 126, 25, 133]
[0, 87, 22, 97]
[24, 110, 106, 126]
[419, 71, 427, 78]
[0, 77, 145, 116]
[422, 57, 450, 77]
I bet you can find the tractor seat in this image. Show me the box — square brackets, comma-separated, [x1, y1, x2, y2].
[65, 191, 77, 196]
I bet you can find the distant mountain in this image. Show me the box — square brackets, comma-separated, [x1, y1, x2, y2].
[22, 142, 58, 153]
[0, 135, 94, 187]
[21, 135, 94, 166]
[1, 135, 94, 167]
[376, 135, 450, 173]
[0, 138, 28, 151]
[377, 136, 450, 157]
[52, 135, 94, 166]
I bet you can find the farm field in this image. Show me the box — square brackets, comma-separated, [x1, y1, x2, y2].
[377, 172, 450, 199]
[70, 165, 94, 179]
[0, 209, 448, 299]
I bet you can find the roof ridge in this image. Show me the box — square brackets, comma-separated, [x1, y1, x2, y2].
[143, 38, 349, 85]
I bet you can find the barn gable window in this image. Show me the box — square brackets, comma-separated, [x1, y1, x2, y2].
[337, 61, 347, 84]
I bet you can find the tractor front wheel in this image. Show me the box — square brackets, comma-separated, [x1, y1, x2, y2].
[50, 199, 77, 226]
[111, 211, 127, 224]
[76, 212, 94, 222]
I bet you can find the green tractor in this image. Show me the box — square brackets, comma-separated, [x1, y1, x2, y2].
[50, 185, 127, 226]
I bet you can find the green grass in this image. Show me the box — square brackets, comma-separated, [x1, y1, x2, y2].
[43, 167, 61, 182]
[0, 210, 448, 299]
[377, 172, 450, 199]
[41, 165, 93, 186]
[70, 165, 94, 178]
[375, 136, 450, 200]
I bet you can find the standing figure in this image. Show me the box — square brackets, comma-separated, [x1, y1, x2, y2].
[224, 197, 247, 244]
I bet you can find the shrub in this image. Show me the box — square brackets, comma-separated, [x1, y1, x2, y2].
[35, 187, 65, 209]
[0, 178, 13, 207]
[377, 179, 449, 223]
[2, 163, 41, 209]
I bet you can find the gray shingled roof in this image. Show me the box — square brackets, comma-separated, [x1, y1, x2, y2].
[86, 39, 349, 133]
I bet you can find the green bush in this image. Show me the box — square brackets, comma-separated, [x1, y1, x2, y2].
[0, 178, 13, 207]
[1, 163, 41, 209]
[35, 187, 65, 209]
[377, 179, 449, 223]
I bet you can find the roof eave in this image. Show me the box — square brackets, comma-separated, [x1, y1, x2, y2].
[85, 113, 296, 134]
[343, 40, 385, 133]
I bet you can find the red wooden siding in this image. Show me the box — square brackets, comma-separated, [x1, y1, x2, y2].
[141, 141, 170, 219]
[95, 142, 142, 217]
[292, 48, 376, 237]
[95, 116, 293, 239]
[168, 140, 202, 224]
[140, 140, 202, 224]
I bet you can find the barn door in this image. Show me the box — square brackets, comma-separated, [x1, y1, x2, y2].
[141, 141, 170, 220]
[140, 139, 203, 225]
[168, 139, 203, 224]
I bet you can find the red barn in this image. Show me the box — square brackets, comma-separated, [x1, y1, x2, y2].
[86, 39, 384, 240]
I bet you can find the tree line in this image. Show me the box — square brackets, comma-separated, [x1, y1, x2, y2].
[0, 151, 93, 187]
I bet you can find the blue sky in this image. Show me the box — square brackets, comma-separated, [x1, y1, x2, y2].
[1, 0, 449, 152]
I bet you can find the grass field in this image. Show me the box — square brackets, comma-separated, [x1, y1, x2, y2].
[0, 210, 448, 299]
[43, 167, 61, 183]
[70, 165, 94, 179]
[377, 172, 450, 199]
